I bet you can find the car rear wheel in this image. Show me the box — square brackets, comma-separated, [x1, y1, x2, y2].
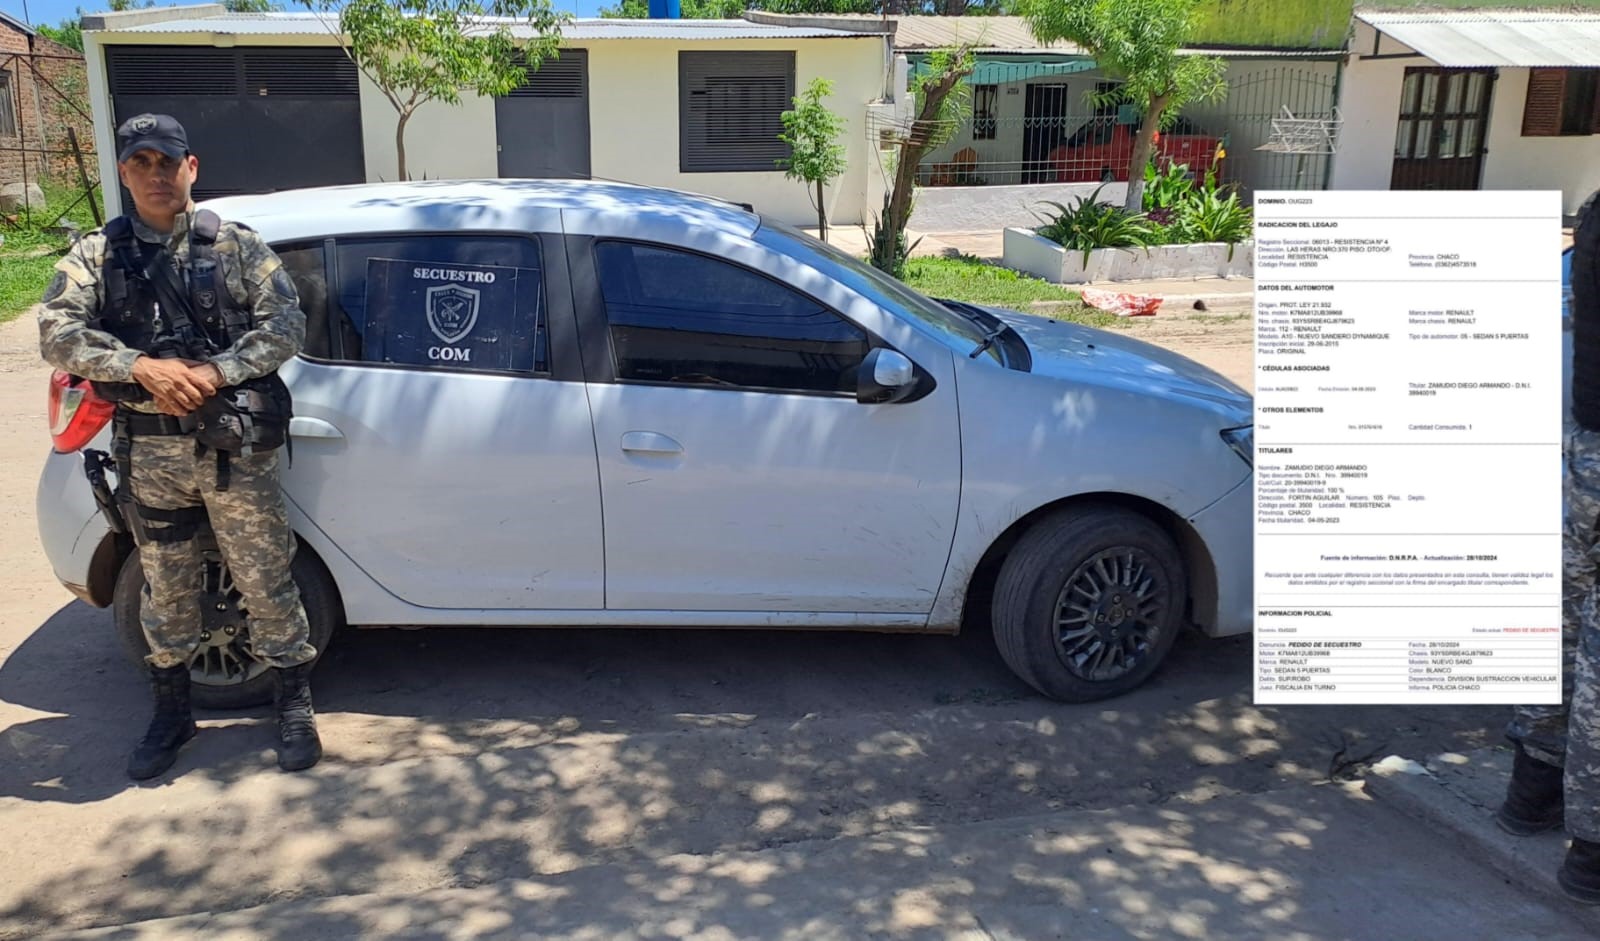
[992, 506, 1185, 702]
[113, 544, 341, 709]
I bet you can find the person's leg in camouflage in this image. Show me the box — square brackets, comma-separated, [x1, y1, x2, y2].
[126, 434, 205, 780]
[1499, 431, 1600, 833]
[199, 447, 321, 771]
[1561, 609, 1600, 903]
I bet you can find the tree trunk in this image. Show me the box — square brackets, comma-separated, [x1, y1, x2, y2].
[816, 178, 828, 242]
[1124, 93, 1168, 213]
[884, 65, 971, 263]
[395, 109, 412, 182]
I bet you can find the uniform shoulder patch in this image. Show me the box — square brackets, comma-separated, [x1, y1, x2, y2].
[271, 267, 297, 297]
[42, 270, 69, 303]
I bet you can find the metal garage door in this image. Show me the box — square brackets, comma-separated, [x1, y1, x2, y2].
[496, 50, 589, 179]
[106, 46, 365, 201]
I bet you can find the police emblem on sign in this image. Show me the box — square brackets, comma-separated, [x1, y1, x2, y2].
[425, 284, 480, 344]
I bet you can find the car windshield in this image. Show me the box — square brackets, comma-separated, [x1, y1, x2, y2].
[757, 219, 994, 353]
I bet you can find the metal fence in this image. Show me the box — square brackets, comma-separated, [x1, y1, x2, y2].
[1, 49, 103, 228]
[912, 62, 1341, 195]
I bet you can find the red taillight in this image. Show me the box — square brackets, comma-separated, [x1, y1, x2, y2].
[48, 370, 115, 453]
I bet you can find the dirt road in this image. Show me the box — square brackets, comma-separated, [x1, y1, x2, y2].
[0, 312, 1508, 938]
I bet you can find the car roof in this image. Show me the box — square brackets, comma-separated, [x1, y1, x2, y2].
[200, 178, 762, 244]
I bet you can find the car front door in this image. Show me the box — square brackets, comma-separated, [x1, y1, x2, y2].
[569, 236, 962, 616]
[273, 229, 605, 610]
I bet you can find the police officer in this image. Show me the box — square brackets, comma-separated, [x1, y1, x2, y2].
[1498, 190, 1600, 904]
[36, 114, 322, 779]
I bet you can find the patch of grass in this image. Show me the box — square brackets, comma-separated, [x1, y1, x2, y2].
[903, 254, 1082, 309]
[0, 251, 61, 325]
[0, 182, 101, 324]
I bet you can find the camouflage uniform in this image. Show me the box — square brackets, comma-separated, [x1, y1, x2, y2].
[1564, 431, 1600, 842]
[36, 209, 315, 670]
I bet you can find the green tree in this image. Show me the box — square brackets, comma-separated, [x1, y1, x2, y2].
[777, 78, 848, 242]
[38, 19, 84, 51]
[1019, 0, 1226, 212]
[871, 44, 974, 277]
[223, 0, 281, 10]
[301, 0, 566, 181]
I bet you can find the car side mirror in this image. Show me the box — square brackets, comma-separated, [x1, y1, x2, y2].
[857, 348, 919, 404]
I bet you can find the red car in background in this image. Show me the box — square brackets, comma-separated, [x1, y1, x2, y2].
[1048, 116, 1222, 183]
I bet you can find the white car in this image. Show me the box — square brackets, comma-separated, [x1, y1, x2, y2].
[37, 180, 1253, 707]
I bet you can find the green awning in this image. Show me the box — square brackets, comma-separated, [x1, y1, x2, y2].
[912, 56, 1100, 86]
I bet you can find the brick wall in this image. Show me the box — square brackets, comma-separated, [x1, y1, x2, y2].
[0, 26, 95, 193]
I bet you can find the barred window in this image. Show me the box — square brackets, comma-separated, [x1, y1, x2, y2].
[972, 84, 998, 140]
[679, 51, 794, 173]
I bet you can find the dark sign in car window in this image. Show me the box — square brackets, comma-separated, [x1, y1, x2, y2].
[594, 241, 868, 394]
[331, 236, 545, 373]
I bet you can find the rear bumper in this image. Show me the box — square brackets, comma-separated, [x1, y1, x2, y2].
[36, 433, 116, 604]
[1188, 472, 1252, 636]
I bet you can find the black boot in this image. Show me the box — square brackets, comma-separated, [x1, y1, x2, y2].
[127, 663, 197, 780]
[1495, 744, 1565, 836]
[272, 663, 322, 772]
[1558, 838, 1600, 905]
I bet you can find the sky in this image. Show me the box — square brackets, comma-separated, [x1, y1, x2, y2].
[2, 0, 613, 30]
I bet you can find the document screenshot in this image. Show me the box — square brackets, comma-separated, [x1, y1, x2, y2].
[1253, 190, 1562, 705]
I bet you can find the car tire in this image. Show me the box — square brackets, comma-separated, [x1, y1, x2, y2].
[112, 545, 341, 710]
[991, 506, 1185, 702]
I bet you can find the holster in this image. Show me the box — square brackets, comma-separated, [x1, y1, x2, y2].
[181, 373, 293, 457]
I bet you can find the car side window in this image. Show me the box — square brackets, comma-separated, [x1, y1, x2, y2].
[593, 241, 869, 395]
[274, 243, 333, 359]
[328, 235, 546, 373]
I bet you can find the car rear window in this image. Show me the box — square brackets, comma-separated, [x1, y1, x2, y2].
[287, 235, 546, 374]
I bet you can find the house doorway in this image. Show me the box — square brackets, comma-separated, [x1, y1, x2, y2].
[1390, 67, 1494, 191]
[1022, 83, 1071, 184]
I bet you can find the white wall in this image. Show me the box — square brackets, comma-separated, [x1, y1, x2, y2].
[359, 78, 499, 183]
[1329, 22, 1411, 192]
[1481, 68, 1600, 215]
[909, 180, 1126, 232]
[584, 37, 887, 227]
[1332, 22, 1600, 213]
[88, 30, 888, 225]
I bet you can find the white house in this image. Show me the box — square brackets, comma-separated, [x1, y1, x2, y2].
[1333, 9, 1600, 215]
[80, 5, 894, 226]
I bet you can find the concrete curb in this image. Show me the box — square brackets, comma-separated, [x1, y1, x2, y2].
[1363, 747, 1600, 930]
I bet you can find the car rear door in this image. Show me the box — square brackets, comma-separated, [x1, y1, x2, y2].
[273, 226, 605, 610]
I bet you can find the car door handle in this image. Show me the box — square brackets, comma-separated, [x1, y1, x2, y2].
[289, 417, 344, 440]
[620, 431, 683, 455]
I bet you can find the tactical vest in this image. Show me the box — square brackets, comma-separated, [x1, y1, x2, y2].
[92, 209, 253, 402]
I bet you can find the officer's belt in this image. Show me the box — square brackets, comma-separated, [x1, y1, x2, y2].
[114, 409, 187, 436]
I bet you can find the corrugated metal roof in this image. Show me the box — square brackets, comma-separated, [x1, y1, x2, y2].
[1357, 11, 1600, 67]
[750, 13, 1336, 56]
[0, 10, 38, 36]
[109, 13, 861, 41]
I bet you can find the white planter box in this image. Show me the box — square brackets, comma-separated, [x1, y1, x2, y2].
[1003, 227, 1254, 283]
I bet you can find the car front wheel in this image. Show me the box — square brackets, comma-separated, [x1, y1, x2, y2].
[112, 544, 341, 710]
[992, 506, 1185, 702]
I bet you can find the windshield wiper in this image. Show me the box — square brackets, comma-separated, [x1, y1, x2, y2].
[968, 323, 1008, 360]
